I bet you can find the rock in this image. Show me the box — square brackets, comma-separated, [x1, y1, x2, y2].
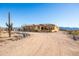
[73, 35, 79, 41]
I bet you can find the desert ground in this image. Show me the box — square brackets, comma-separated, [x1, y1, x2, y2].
[0, 31, 79, 56]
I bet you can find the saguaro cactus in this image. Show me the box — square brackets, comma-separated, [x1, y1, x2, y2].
[6, 12, 13, 37]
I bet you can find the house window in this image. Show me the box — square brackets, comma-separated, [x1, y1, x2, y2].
[41, 27, 44, 30]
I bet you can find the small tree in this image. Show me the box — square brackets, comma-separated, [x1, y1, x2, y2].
[6, 12, 13, 37]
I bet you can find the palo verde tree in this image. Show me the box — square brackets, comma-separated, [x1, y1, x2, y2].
[6, 12, 13, 37]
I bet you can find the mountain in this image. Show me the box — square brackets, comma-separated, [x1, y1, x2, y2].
[60, 27, 79, 30]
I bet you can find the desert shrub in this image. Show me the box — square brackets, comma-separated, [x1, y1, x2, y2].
[0, 40, 5, 42]
[68, 30, 79, 35]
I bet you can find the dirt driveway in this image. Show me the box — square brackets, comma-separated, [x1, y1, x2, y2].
[0, 31, 79, 56]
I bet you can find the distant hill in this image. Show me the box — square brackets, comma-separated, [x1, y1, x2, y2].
[60, 27, 79, 31]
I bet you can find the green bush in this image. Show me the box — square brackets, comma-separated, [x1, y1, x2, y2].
[68, 30, 79, 35]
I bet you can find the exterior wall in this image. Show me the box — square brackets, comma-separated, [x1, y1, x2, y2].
[52, 26, 59, 32]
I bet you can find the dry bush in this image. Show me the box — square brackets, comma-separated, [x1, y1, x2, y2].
[0, 40, 5, 43]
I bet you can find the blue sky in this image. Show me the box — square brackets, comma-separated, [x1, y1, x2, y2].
[0, 3, 79, 27]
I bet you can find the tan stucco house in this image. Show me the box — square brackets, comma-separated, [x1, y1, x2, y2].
[22, 24, 59, 32]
